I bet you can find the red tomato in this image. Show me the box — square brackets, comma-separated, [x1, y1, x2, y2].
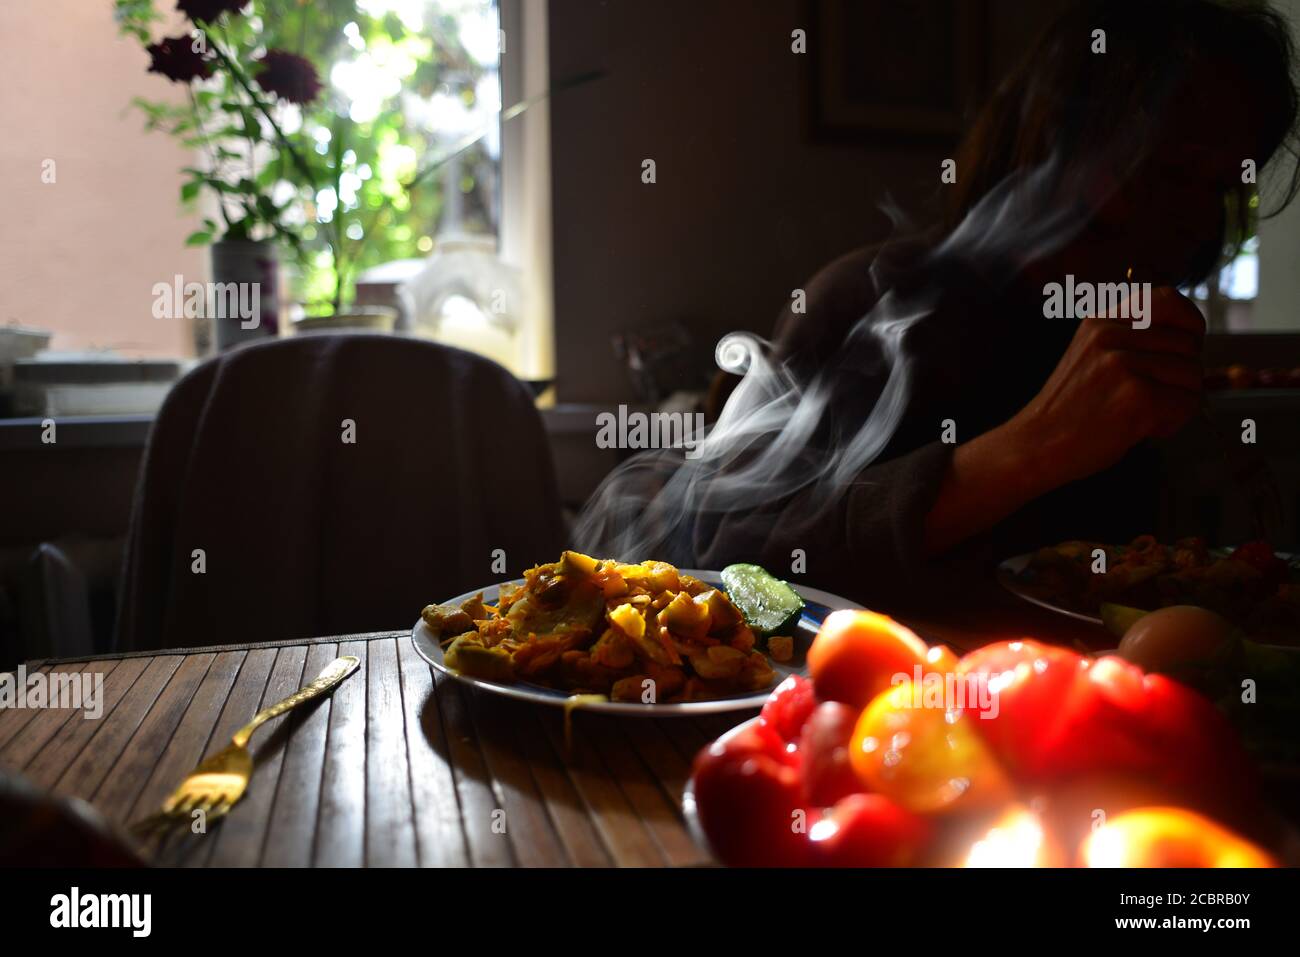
[798, 702, 864, 807]
[1043, 656, 1259, 816]
[807, 609, 930, 710]
[1230, 540, 1287, 587]
[959, 641, 1259, 821]
[760, 674, 818, 744]
[956, 639, 1090, 777]
[710, 715, 795, 768]
[691, 741, 812, 867]
[809, 793, 932, 867]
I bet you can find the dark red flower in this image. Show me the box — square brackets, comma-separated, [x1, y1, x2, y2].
[146, 35, 212, 83]
[176, 0, 247, 23]
[254, 50, 323, 105]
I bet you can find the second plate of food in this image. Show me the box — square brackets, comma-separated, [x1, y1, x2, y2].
[411, 557, 861, 716]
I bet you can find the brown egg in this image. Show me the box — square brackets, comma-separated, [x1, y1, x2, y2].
[1117, 605, 1239, 674]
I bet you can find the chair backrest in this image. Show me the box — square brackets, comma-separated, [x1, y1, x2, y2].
[115, 334, 565, 651]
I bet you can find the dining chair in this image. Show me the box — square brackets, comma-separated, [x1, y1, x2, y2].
[115, 334, 565, 652]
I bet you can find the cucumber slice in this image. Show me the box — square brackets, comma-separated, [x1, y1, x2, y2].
[1100, 602, 1149, 639]
[721, 564, 805, 637]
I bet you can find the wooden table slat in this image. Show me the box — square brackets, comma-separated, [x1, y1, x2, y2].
[125, 650, 246, 824]
[584, 717, 709, 867]
[313, 639, 369, 867]
[509, 705, 611, 867]
[364, 637, 418, 867]
[40, 656, 180, 796]
[207, 645, 310, 867]
[174, 647, 278, 867]
[438, 679, 516, 867]
[260, 643, 338, 867]
[90, 653, 216, 821]
[394, 637, 469, 868]
[471, 695, 568, 867]
[655, 715, 714, 769]
[0, 661, 118, 770]
[0, 665, 52, 751]
[539, 711, 665, 867]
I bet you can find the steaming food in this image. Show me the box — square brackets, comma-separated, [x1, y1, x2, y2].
[422, 551, 781, 702]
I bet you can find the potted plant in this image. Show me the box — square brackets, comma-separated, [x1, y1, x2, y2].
[114, 0, 497, 351]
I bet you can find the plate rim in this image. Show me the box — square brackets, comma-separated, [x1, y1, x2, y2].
[410, 569, 862, 717]
[997, 547, 1299, 631]
[996, 552, 1105, 625]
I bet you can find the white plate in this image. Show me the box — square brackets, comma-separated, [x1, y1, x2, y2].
[410, 570, 861, 716]
[996, 552, 1105, 625]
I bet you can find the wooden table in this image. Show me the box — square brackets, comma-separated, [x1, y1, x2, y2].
[0, 585, 1123, 868]
[0, 632, 739, 867]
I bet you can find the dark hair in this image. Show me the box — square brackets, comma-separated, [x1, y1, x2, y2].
[946, 0, 1299, 281]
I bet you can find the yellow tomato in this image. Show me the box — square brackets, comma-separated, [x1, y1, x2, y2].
[850, 679, 1014, 814]
[1081, 807, 1276, 868]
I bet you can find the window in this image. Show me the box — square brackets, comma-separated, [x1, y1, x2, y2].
[1, 0, 553, 406]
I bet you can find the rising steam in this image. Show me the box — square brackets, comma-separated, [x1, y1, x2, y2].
[572, 151, 1114, 565]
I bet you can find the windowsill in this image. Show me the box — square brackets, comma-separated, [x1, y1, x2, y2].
[0, 403, 649, 451]
[0, 414, 154, 451]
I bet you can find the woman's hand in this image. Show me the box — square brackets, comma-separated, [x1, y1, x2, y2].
[922, 287, 1204, 558]
[1009, 286, 1205, 487]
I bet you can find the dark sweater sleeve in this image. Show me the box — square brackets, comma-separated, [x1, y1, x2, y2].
[692, 440, 954, 606]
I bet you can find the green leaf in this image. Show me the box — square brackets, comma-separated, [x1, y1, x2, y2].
[184, 230, 214, 247]
[382, 11, 405, 43]
[180, 180, 201, 202]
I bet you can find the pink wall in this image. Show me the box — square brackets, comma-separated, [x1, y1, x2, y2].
[0, 0, 206, 357]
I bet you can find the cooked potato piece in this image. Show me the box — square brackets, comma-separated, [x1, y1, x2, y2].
[611, 675, 653, 702]
[727, 624, 757, 653]
[422, 603, 473, 636]
[662, 591, 710, 639]
[460, 593, 490, 621]
[445, 636, 515, 683]
[591, 628, 636, 669]
[608, 602, 646, 640]
[700, 589, 743, 631]
[561, 550, 601, 577]
[767, 635, 794, 662]
[691, 645, 746, 679]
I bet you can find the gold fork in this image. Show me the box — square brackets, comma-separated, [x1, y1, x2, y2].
[131, 655, 359, 840]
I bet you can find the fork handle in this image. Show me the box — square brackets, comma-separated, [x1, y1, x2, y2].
[231, 656, 360, 749]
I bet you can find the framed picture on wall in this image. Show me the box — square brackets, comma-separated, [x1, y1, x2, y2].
[809, 0, 989, 143]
